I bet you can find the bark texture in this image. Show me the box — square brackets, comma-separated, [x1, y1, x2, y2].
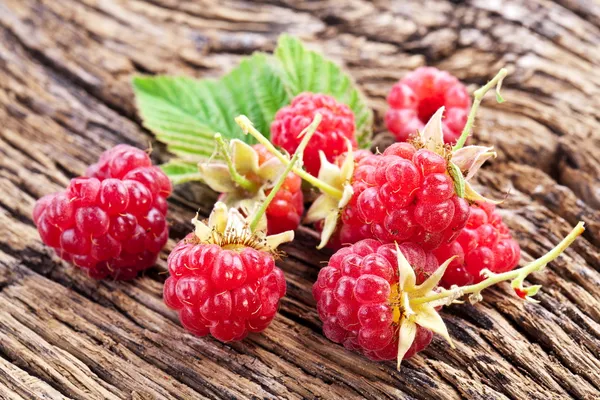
[0, 0, 599, 399]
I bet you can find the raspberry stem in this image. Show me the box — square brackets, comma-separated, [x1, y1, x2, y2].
[453, 68, 508, 151]
[411, 221, 585, 306]
[235, 116, 344, 200]
[214, 133, 259, 193]
[248, 114, 323, 231]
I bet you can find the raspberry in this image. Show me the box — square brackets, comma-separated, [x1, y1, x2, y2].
[338, 143, 470, 250]
[434, 202, 521, 287]
[385, 67, 470, 144]
[313, 240, 437, 361]
[254, 145, 303, 234]
[33, 145, 171, 279]
[164, 229, 287, 342]
[271, 92, 356, 176]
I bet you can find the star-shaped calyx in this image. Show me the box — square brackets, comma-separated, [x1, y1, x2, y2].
[198, 135, 285, 212]
[391, 221, 584, 369]
[416, 106, 498, 204]
[391, 245, 455, 369]
[190, 202, 293, 254]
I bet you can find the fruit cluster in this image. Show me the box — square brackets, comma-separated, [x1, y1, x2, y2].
[34, 57, 584, 371]
[34, 145, 170, 280]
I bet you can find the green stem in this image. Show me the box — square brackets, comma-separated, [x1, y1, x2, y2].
[453, 68, 508, 151]
[214, 133, 258, 192]
[248, 114, 323, 231]
[235, 116, 344, 200]
[411, 221, 585, 306]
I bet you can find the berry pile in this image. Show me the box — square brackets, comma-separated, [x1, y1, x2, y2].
[34, 145, 171, 279]
[313, 240, 438, 361]
[434, 202, 521, 287]
[33, 58, 586, 370]
[386, 67, 471, 144]
[271, 92, 356, 176]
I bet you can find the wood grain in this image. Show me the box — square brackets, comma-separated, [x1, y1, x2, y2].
[0, 0, 599, 398]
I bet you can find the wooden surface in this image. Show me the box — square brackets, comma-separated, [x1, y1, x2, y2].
[1, 0, 599, 399]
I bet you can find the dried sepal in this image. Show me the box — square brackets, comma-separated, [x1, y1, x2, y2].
[305, 141, 355, 249]
[396, 320, 417, 370]
[412, 303, 454, 348]
[198, 138, 285, 196]
[394, 246, 455, 369]
[464, 181, 503, 205]
[198, 163, 236, 193]
[418, 107, 446, 152]
[451, 145, 496, 181]
[414, 107, 498, 201]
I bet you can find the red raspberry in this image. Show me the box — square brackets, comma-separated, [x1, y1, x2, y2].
[338, 143, 470, 250]
[254, 145, 303, 234]
[164, 203, 288, 342]
[434, 202, 521, 287]
[271, 92, 356, 176]
[385, 67, 470, 144]
[33, 145, 171, 279]
[313, 239, 438, 361]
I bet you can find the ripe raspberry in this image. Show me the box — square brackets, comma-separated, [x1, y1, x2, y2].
[199, 141, 303, 235]
[338, 143, 470, 250]
[313, 239, 438, 361]
[33, 145, 171, 279]
[434, 202, 521, 287]
[385, 67, 470, 144]
[271, 92, 356, 176]
[254, 145, 303, 234]
[164, 234, 286, 342]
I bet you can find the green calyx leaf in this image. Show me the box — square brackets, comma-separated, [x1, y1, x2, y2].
[160, 161, 204, 184]
[133, 34, 373, 182]
[448, 162, 466, 198]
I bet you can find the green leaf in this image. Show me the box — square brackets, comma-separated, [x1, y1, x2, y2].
[160, 161, 204, 184]
[133, 53, 290, 162]
[133, 34, 374, 186]
[448, 162, 466, 198]
[274, 34, 373, 148]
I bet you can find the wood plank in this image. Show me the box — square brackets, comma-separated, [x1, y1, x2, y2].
[0, 0, 599, 398]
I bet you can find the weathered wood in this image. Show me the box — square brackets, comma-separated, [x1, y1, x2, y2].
[0, 0, 599, 399]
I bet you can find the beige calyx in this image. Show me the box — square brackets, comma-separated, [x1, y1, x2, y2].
[191, 202, 294, 254]
[303, 141, 355, 249]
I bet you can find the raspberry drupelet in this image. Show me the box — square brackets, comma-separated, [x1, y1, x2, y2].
[385, 67, 471, 144]
[271, 92, 357, 176]
[165, 114, 321, 341]
[33, 145, 171, 280]
[199, 138, 303, 235]
[315, 223, 584, 368]
[434, 202, 521, 287]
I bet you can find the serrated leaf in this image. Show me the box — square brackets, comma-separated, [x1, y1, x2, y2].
[274, 35, 373, 148]
[160, 161, 203, 184]
[448, 162, 466, 198]
[133, 53, 290, 162]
